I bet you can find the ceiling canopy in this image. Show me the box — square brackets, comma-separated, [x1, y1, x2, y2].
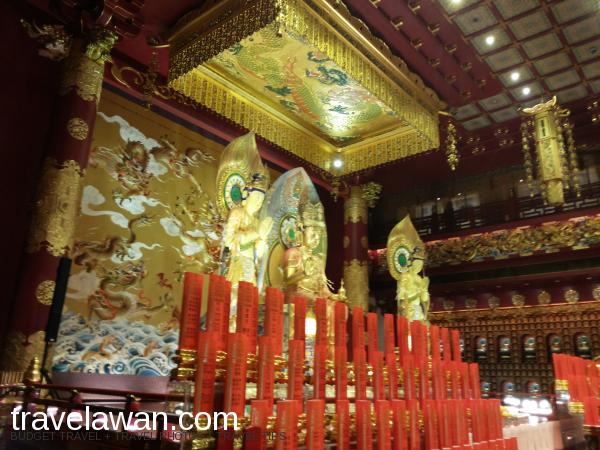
[167, 0, 444, 175]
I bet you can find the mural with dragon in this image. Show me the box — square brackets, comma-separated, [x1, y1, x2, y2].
[208, 24, 399, 145]
[52, 90, 228, 376]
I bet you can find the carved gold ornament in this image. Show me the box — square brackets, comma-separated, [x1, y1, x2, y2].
[465, 298, 477, 309]
[424, 214, 600, 267]
[593, 286, 600, 301]
[564, 289, 579, 304]
[343, 259, 369, 310]
[26, 158, 84, 257]
[67, 117, 89, 140]
[1, 330, 46, 372]
[361, 182, 383, 208]
[20, 20, 72, 61]
[537, 290, 551, 305]
[85, 29, 118, 64]
[35, 280, 56, 306]
[511, 293, 525, 307]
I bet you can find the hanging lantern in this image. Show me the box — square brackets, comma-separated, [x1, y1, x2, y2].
[521, 96, 579, 205]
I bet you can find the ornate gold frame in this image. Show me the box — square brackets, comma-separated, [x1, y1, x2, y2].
[167, 0, 443, 175]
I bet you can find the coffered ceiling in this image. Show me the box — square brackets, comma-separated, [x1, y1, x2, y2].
[345, 0, 600, 130]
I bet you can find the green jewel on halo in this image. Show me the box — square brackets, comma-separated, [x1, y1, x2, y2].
[231, 185, 242, 203]
[397, 252, 408, 267]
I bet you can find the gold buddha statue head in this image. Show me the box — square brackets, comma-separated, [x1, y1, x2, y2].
[242, 168, 270, 215]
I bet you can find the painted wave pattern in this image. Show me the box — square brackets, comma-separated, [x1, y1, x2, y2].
[52, 311, 178, 376]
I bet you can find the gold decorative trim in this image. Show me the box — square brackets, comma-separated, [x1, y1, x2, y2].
[67, 117, 89, 140]
[172, 68, 333, 171]
[343, 236, 350, 249]
[343, 259, 369, 310]
[110, 62, 201, 110]
[59, 52, 105, 103]
[430, 301, 600, 324]
[344, 186, 367, 224]
[375, 215, 600, 269]
[425, 214, 600, 267]
[167, 0, 441, 175]
[1, 331, 46, 372]
[26, 158, 84, 257]
[35, 280, 56, 306]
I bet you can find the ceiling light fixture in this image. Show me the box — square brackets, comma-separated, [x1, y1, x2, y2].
[485, 35, 495, 46]
[522, 86, 531, 96]
[332, 156, 343, 169]
[510, 71, 520, 82]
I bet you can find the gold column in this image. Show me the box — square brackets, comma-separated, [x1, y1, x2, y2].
[343, 186, 369, 310]
[2, 30, 116, 372]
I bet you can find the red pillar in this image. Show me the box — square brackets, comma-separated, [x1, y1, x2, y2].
[343, 185, 369, 310]
[2, 31, 117, 371]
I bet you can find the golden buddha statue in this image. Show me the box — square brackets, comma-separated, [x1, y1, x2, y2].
[216, 132, 273, 287]
[387, 215, 430, 322]
[281, 202, 332, 303]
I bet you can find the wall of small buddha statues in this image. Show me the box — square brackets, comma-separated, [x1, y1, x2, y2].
[430, 300, 600, 396]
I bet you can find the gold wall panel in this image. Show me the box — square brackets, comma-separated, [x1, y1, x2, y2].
[51, 89, 280, 376]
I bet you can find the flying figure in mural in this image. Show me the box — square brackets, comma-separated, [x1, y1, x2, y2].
[387, 215, 430, 323]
